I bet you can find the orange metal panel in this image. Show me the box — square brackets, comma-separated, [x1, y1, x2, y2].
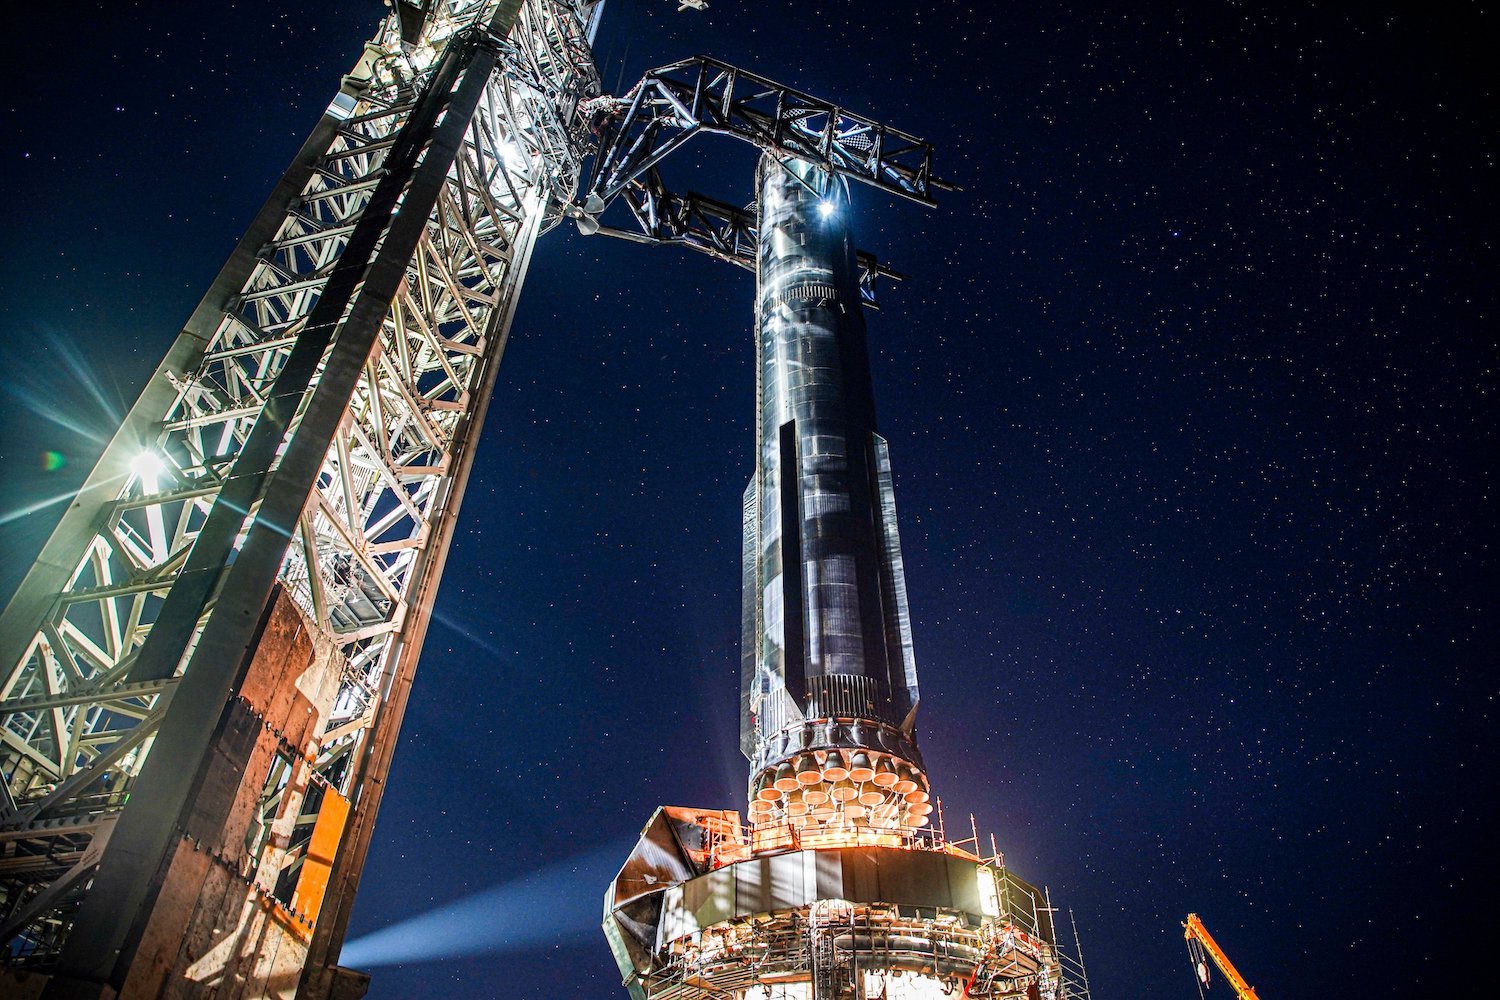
[291, 788, 351, 932]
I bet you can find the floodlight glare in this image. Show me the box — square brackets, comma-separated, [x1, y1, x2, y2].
[817, 200, 835, 219]
[130, 450, 164, 482]
[498, 137, 529, 174]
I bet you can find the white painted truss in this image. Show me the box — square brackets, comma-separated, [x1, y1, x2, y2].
[0, 0, 600, 963]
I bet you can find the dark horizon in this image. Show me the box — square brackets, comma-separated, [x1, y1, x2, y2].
[1, 2, 1494, 997]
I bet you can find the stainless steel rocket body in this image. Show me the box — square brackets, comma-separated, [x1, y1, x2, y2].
[741, 157, 926, 822]
[602, 85, 1078, 1000]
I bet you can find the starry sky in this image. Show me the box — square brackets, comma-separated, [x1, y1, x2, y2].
[1, 1, 1495, 997]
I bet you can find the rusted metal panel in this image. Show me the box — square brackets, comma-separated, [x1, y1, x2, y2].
[0, 967, 51, 999]
[118, 841, 215, 997]
[163, 862, 246, 999]
[94, 587, 341, 998]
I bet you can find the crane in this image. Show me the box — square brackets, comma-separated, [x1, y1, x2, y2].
[1184, 912, 1262, 1000]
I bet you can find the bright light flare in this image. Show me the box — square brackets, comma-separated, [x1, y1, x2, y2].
[130, 450, 165, 487]
[497, 137, 530, 175]
[817, 200, 836, 219]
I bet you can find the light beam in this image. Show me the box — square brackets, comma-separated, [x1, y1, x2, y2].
[339, 842, 631, 967]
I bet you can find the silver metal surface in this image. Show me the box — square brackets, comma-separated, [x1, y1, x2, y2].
[742, 157, 920, 779]
[588, 46, 1081, 1000]
[572, 56, 940, 806]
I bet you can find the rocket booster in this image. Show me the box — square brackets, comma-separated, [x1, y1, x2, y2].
[741, 156, 928, 826]
[603, 137, 1071, 1000]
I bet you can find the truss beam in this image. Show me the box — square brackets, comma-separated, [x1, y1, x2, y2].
[583, 55, 953, 210]
[576, 55, 942, 305]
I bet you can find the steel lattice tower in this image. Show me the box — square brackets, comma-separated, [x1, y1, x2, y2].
[0, 3, 601, 996]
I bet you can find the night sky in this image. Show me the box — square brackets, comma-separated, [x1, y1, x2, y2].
[2, 2, 1495, 998]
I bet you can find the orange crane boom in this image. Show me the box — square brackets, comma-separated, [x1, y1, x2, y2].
[1183, 912, 1262, 1000]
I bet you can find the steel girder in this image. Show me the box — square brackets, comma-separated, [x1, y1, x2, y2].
[0, 0, 600, 972]
[574, 56, 947, 306]
[582, 55, 953, 210]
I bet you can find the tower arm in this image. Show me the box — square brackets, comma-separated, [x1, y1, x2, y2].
[579, 55, 956, 211]
[590, 168, 904, 306]
[1184, 913, 1263, 1000]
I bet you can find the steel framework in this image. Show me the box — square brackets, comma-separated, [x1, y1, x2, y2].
[584, 181, 905, 307]
[582, 55, 949, 208]
[0, 6, 1035, 1000]
[572, 54, 958, 306]
[0, 0, 600, 993]
[1185, 913, 1261, 1000]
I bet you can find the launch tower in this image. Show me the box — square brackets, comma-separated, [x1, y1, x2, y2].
[0, 3, 601, 997]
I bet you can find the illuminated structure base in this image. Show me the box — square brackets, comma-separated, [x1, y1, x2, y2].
[604, 808, 1067, 1000]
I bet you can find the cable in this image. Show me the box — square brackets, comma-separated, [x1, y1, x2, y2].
[1186, 937, 1209, 1000]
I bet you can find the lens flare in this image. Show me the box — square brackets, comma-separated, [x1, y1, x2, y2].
[130, 450, 165, 482]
